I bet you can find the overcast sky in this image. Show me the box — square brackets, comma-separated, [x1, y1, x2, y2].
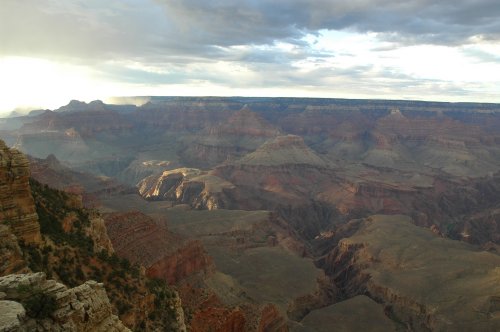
[1, 0, 500, 114]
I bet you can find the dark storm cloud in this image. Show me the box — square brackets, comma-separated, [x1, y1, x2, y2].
[155, 0, 500, 47]
[2, 0, 499, 64]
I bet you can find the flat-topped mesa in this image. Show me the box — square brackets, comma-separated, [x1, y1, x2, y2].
[373, 109, 480, 143]
[0, 140, 41, 244]
[235, 135, 328, 167]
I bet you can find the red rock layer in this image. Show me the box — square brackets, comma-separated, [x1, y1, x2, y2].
[104, 211, 213, 284]
[190, 307, 246, 332]
[146, 240, 213, 284]
[258, 304, 288, 332]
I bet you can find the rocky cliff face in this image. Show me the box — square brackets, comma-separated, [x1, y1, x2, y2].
[146, 239, 214, 284]
[86, 213, 114, 254]
[258, 304, 288, 332]
[180, 107, 281, 167]
[137, 168, 235, 210]
[9, 98, 500, 178]
[28, 154, 127, 207]
[322, 215, 500, 331]
[0, 224, 29, 276]
[0, 272, 129, 331]
[20, 106, 133, 139]
[0, 143, 186, 331]
[5, 97, 500, 331]
[104, 211, 213, 284]
[190, 306, 246, 332]
[235, 135, 327, 167]
[0, 140, 41, 244]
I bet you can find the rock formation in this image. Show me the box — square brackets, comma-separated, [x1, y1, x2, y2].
[258, 304, 288, 332]
[0, 272, 129, 331]
[86, 213, 114, 254]
[180, 107, 281, 167]
[0, 140, 41, 244]
[4, 97, 500, 330]
[0, 143, 185, 331]
[235, 135, 327, 167]
[137, 168, 235, 209]
[190, 307, 246, 332]
[104, 211, 213, 284]
[322, 215, 500, 331]
[296, 295, 397, 332]
[28, 155, 126, 195]
[0, 224, 29, 276]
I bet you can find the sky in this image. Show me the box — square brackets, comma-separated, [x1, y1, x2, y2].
[1, 0, 500, 115]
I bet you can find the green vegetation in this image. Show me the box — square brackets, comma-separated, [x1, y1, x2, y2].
[17, 284, 57, 319]
[22, 178, 179, 331]
[30, 179, 94, 254]
[146, 278, 178, 326]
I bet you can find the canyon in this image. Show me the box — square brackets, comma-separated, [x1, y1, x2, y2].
[0, 141, 185, 331]
[2, 96, 500, 331]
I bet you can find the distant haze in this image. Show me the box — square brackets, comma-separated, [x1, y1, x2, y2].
[1, 0, 500, 115]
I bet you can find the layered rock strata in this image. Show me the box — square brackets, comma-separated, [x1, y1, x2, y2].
[0, 272, 129, 331]
[0, 140, 41, 244]
[323, 215, 500, 331]
[104, 211, 213, 284]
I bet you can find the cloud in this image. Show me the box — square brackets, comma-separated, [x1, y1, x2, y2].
[154, 0, 500, 47]
[3, 0, 499, 64]
[1, 0, 499, 110]
[462, 48, 500, 64]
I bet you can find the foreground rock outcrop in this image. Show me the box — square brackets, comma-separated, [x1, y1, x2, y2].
[0, 272, 129, 331]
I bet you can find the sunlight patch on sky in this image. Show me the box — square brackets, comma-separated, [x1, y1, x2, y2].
[0, 57, 98, 112]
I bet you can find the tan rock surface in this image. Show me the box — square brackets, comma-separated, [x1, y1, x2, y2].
[0, 272, 129, 332]
[0, 300, 26, 332]
[0, 140, 41, 244]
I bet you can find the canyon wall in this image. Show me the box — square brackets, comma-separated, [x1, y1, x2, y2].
[0, 140, 41, 244]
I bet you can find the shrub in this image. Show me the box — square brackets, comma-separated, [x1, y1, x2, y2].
[18, 285, 57, 319]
